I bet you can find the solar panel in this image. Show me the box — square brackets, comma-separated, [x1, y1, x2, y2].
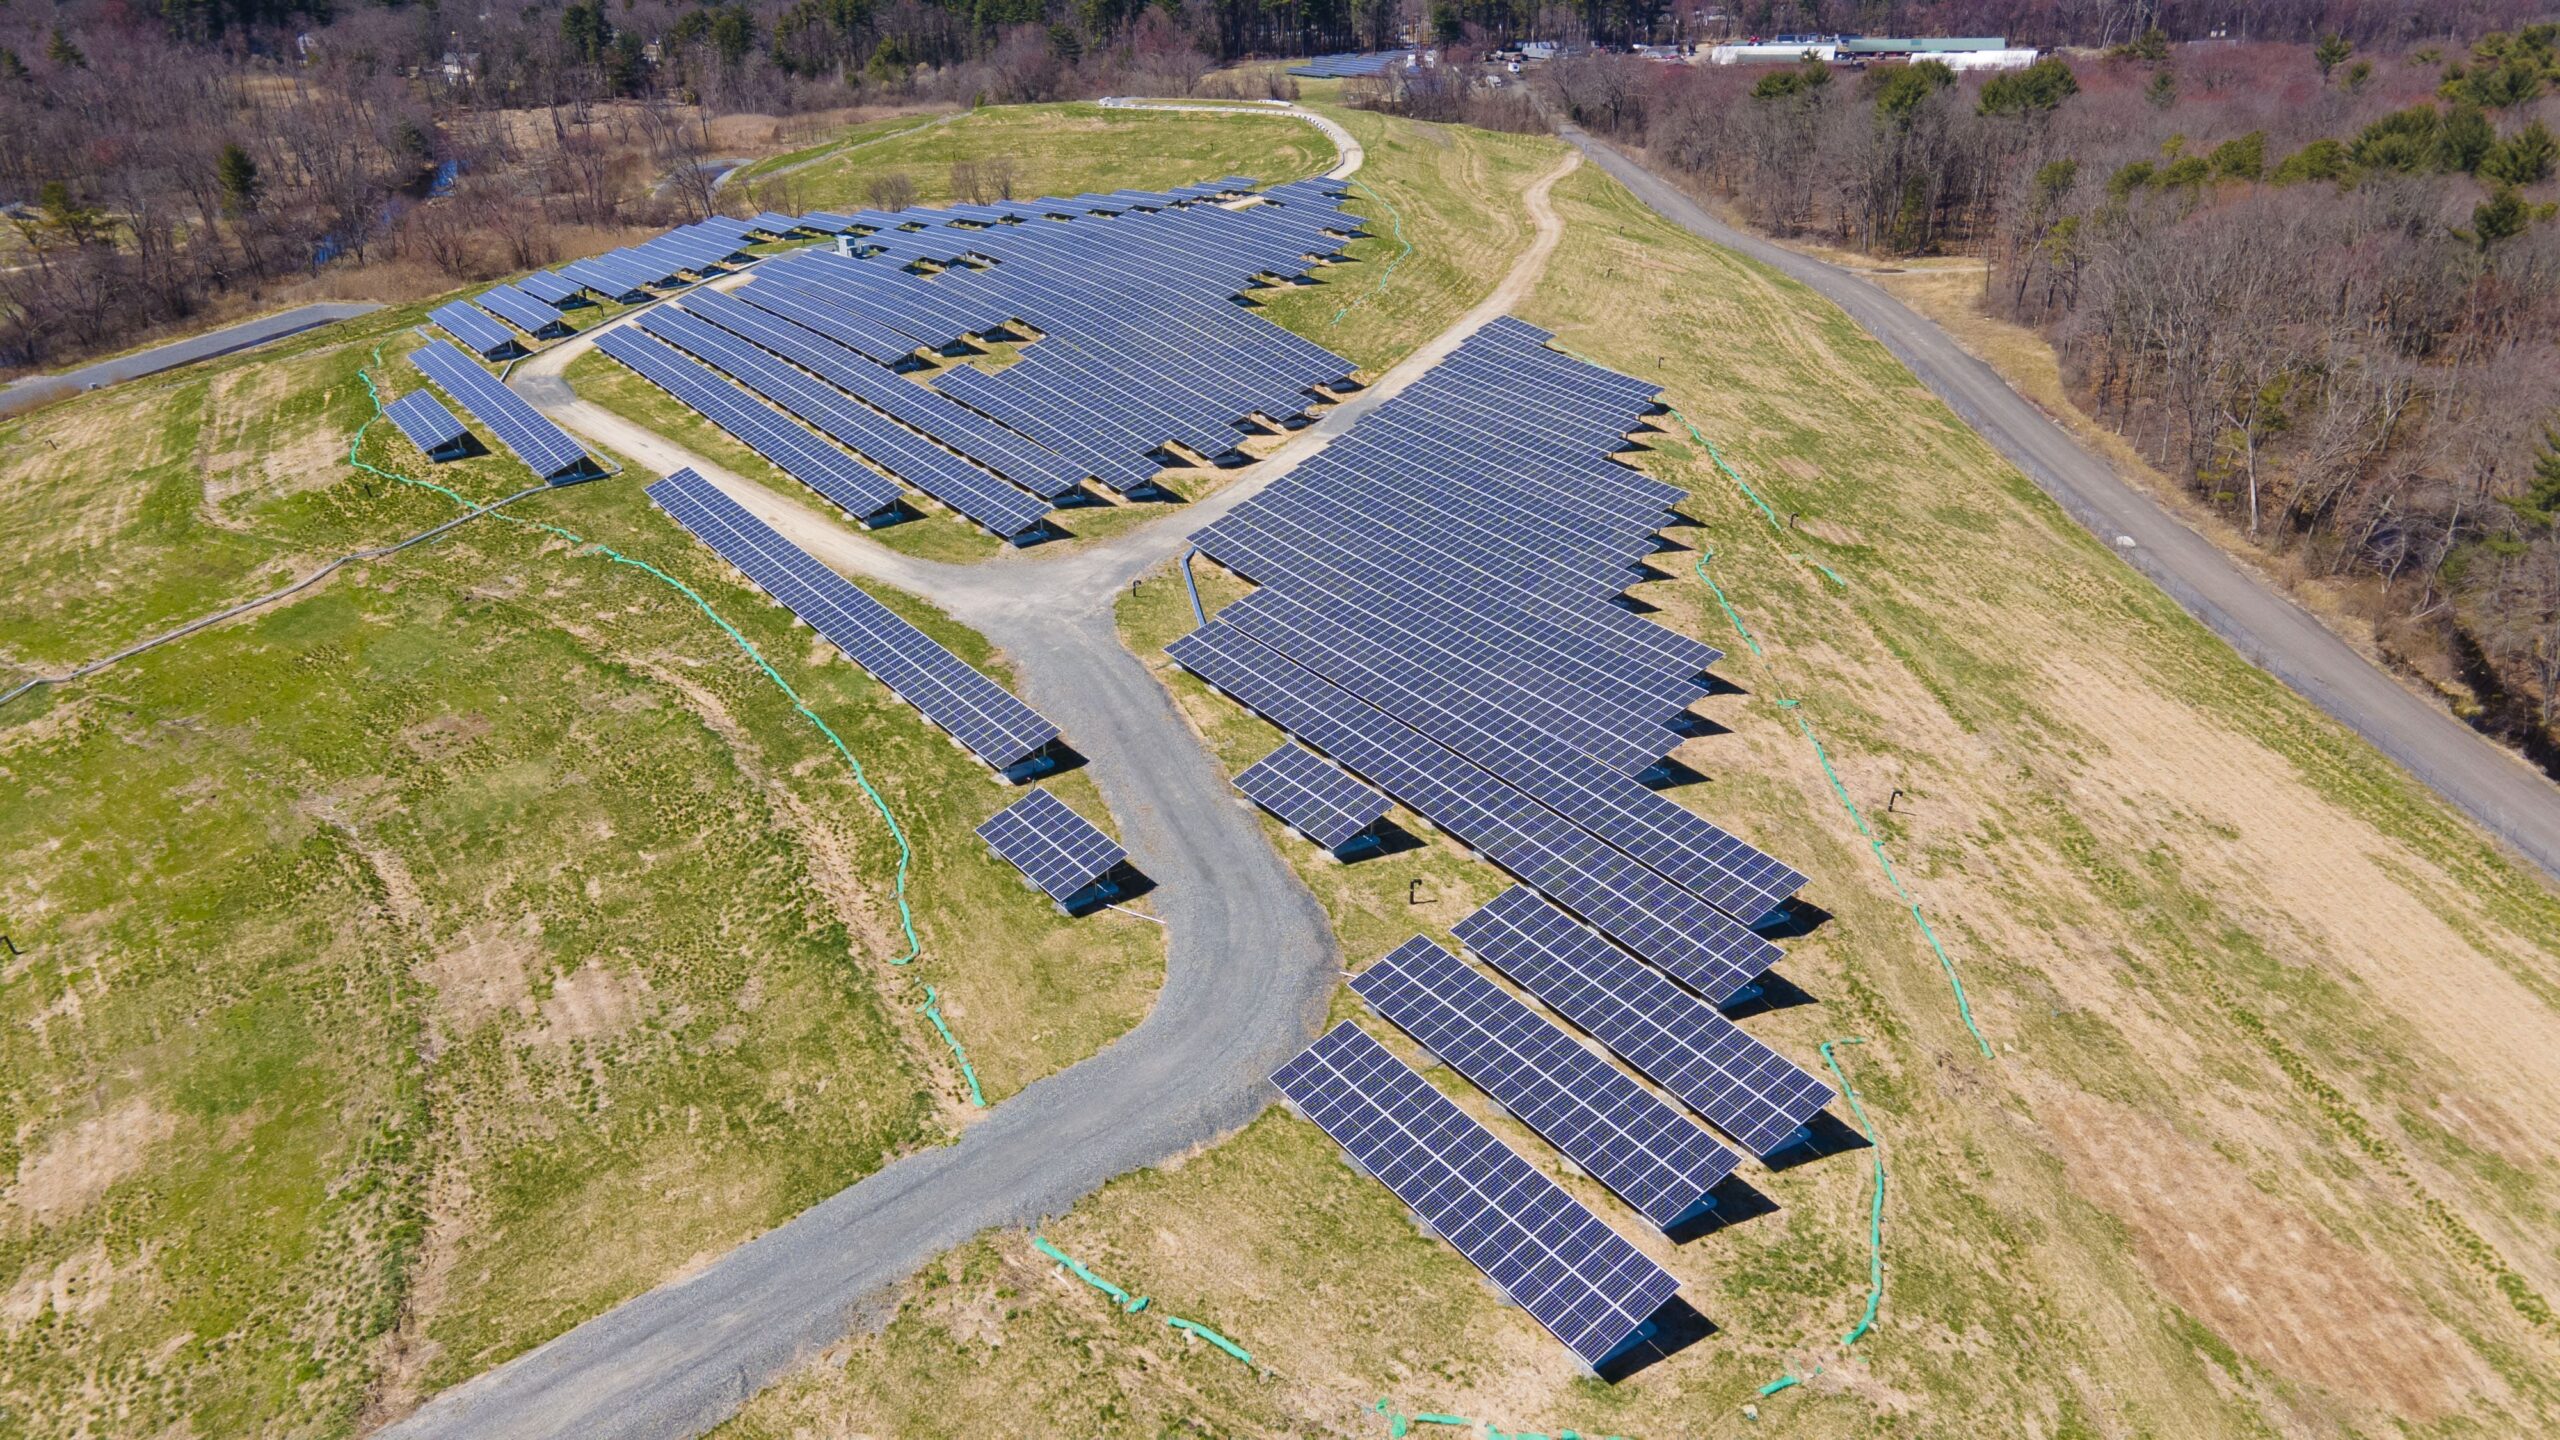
[476, 283, 574, 340]
[593, 326, 904, 522]
[976, 789, 1126, 904]
[1272, 1022, 1681, 1367]
[383, 390, 468, 457]
[429, 301, 520, 359]
[634, 306, 1052, 539]
[1233, 742, 1389, 851]
[1453, 887, 1832, 1157]
[675, 287, 1086, 498]
[645, 468, 1061, 772]
[1165, 623, 1782, 1004]
[1350, 936, 1739, 1228]
[408, 340, 592, 480]
[516, 270, 586, 307]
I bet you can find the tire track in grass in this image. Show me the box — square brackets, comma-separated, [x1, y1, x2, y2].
[351, 347, 989, 1107]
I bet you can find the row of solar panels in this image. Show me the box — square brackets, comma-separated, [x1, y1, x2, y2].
[1189, 323, 1827, 1366]
[1287, 49, 1417, 77]
[1175, 321, 1805, 1007]
[589, 177, 1367, 538]
[976, 789, 1129, 908]
[1278, 876, 1835, 1367]
[645, 468, 1063, 776]
[553, 217, 768, 304]
[397, 339, 597, 482]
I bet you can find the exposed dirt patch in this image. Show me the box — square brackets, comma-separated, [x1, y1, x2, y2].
[401, 711, 495, 761]
[202, 367, 350, 510]
[2039, 655, 2560, 1146]
[422, 922, 540, 1036]
[526, 961, 655, 1050]
[2041, 1090, 2494, 1420]
[4, 1097, 176, 1228]
[0, 1241, 124, 1329]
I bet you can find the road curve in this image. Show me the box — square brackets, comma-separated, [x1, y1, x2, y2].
[381, 134, 1578, 1440]
[1099, 97, 1365, 182]
[1555, 125, 2560, 885]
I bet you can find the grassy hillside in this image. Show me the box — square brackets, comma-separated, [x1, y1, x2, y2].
[723, 114, 2560, 1440]
[0, 310, 1160, 1432]
[737, 102, 1334, 214]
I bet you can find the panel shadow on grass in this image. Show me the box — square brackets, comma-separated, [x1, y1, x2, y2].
[1596, 1296, 1717, 1383]
[1761, 1110, 1872, 1172]
[1665, 1172, 1778, 1245]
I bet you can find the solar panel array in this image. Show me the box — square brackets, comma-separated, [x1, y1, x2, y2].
[475, 283, 574, 341]
[594, 325, 903, 523]
[675, 286, 1084, 499]
[736, 177, 1358, 491]
[1272, 1022, 1680, 1366]
[408, 340, 592, 480]
[632, 304, 1052, 539]
[429, 300, 521, 359]
[543, 217, 765, 303]
[1454, 887, 1833, 1157]
[1351, 936, 1738, 1229]
[1233, 742, 1390, 851]
[645, 468, 1061, 773]
[975, 789, 1128, 904]
[580, 178, 1363, 542]
[1170, 319, 1806, 1009]
[383, 390, 469, 457]
[1289, 49, 1417, 76]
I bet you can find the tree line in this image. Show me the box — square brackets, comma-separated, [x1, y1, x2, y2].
[1554, 29, 2560, 766]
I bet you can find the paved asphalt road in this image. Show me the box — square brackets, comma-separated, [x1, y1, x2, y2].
[380, 119, 1582, 1440]
[0, 302, 382, 415]
[1557, 125, 2560, 885]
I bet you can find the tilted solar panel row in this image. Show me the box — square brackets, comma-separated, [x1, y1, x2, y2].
[976, 789, 1126, 903]
[408, 340, 590, 480]
[1351, 936, 1740, 1229]
[646, 469, 1059, 771]
[633, 306, 1050, 538]
[383, 390, 468, 456]
[1233, 742, 1390, 851]
[1166, 623, 1780, 1004]
[430, 301, 520, 359]
[676, 288, 1085, 497]
[556, 258, 650, 302]
[1272, 1022, 1678, 1367]
[592, 326, 903, 522]
[1455, 887, 1833, 1157]
[475, 283, 573, 340]
[517, 269, 586, 307]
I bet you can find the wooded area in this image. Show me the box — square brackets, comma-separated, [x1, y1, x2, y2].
[1558, 27, 2560, 765]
